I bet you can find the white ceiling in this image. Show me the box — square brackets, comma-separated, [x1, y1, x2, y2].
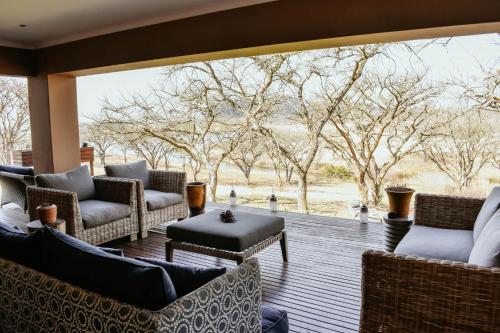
[0, 0, 273, 49]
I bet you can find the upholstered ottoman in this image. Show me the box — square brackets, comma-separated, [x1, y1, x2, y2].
[165, 210, 287, 264]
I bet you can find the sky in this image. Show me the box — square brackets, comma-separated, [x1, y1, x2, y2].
[76, 33, 499, 121]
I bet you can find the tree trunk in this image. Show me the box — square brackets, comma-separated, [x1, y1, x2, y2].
[100, 154, 106, 166]
[297, 172, 309, 213]
[356, 172, 369, 204]
[369, 180, 383, 206]
[244, 169, 251, 185]
[208, 169, 218, 202]
[123, 151, 128, 163]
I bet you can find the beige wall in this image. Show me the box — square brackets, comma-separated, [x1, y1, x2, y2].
[28, 74, 80, 174]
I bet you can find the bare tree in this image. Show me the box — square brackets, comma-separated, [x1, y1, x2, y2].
[255, 46, 381, 212]
[230, 131, 265, 184]
[264, 142, 294, 188]
[322, 70, 445, 205]
[0, 79, 30, 164]
[80, 121, 115, 165]
[456, 65, 499, 113]
[422, 112, 498, 193]
[129, 137, 174, 169]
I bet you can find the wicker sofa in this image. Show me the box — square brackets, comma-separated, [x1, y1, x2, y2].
[104, 161, 188, 237]
[27, 167, 139, 245]
[0, 165, 35, 211]
[0, 256, 262, 332]
[360, 193, 500, 332]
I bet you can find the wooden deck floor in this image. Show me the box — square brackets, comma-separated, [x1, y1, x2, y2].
[111, 203, 383, 333]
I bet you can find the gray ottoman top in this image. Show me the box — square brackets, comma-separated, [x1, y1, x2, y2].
[166, 210, 285, 252]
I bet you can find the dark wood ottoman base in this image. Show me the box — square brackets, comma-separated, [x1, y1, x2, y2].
[165, 230, 288, 265]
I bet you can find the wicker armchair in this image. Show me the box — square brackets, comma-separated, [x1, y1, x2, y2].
[360, 193, 500, 333]
[0, 171, 35, 211]
[104, 169, 188, 237]
[27, 178, 139, 245]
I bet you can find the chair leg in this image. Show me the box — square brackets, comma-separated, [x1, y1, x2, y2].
[280, 230, 288, 262]
[165, 239, 174, 262]
[130, 233, 138, 242]
[141, 230, 148, 239]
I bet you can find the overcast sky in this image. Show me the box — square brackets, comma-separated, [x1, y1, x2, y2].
[76, 33, 499, 121]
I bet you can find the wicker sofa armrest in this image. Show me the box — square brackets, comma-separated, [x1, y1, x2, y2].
[360, 250, 500, 333]
[149, 170, 186, 195]
[93, 177, 137, 206]
[0, 171, 35, 185]
[158, 257, 261, 331]
[414, 193, 485, 230]
[26, 186, 83, 236]
[0, 257, 261, 333]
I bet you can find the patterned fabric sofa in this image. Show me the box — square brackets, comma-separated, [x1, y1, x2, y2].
[0, 256, 262, 332]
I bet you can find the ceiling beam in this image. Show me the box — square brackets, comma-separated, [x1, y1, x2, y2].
[1, 0, 499, 77]
[0, 46, 35, 76]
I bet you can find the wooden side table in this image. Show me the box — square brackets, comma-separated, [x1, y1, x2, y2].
[382, 214, 413, 252]
[27, 219, 66, 234]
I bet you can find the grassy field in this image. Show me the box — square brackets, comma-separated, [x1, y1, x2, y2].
[96, 153, 499, 222]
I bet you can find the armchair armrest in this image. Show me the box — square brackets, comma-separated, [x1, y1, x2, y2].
[149, 170, 186, 195]
[93, 177, 137, 206]
[414, 193, 484, 230]
[158, 258, 261, 331]
[26, 186, 83, 236]
[0, 171, 35, 185]
[360, 250, 500, 333]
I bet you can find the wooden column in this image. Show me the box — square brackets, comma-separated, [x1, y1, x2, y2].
[27, 74, 80, 174]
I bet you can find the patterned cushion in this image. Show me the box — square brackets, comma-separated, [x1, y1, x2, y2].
[262, 305, 289, 333]
[40, 227, 177, 310]
[144, 190, 183, 211]
[0, 222, 42, 269]
[36, 165, 96, 201]
[136, 257, 226, 297]
[473, 186, 500, 242]
[79, 199, 131, 229]
[469, 210, 500, 267]
[105, 160, 151, 189]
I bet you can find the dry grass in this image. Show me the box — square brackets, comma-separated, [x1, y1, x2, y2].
[96, 154, 497, 220]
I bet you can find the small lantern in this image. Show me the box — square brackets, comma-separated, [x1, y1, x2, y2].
[269, 189, 278, 212]
[360, 204, 369, 223]
[229, 188, 237, 207]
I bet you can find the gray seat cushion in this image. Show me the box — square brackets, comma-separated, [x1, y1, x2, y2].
[105, 160, 150, 189]
[144, 189, 183, 211]
[394, 225, 474, 262]
[473, 186, 500, 242]
[36, 165, 95, 201]
[79, 200, 130, 229]
[166, 210, 285, 252]
[469, 210, 500, 267]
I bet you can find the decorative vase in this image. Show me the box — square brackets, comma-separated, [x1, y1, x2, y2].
[186, 182, 206, 217]
[385, 187, 415, 218]
[36, 203, 57, 225]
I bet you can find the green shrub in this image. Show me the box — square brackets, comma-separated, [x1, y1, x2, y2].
[489, 176, 500, 185]
[321, 165, 353, 181]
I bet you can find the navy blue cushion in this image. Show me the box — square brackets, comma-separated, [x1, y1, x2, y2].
[97, 246, 124, 257]
[0, 164, 34, 176]
[136, 257, 226, 298]
[41, 227, 176, 310]
[0, 222, 42, 269]
[262, 305, 289, 333]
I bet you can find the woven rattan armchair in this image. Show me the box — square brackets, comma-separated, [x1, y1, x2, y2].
[0, 171, 35, 211]
[360, 193, 500, 333]
[104, 169, 188, 237]
[27, 178, 139, 245]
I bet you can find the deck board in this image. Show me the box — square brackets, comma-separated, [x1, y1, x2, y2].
[111, 203, 383, 333]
